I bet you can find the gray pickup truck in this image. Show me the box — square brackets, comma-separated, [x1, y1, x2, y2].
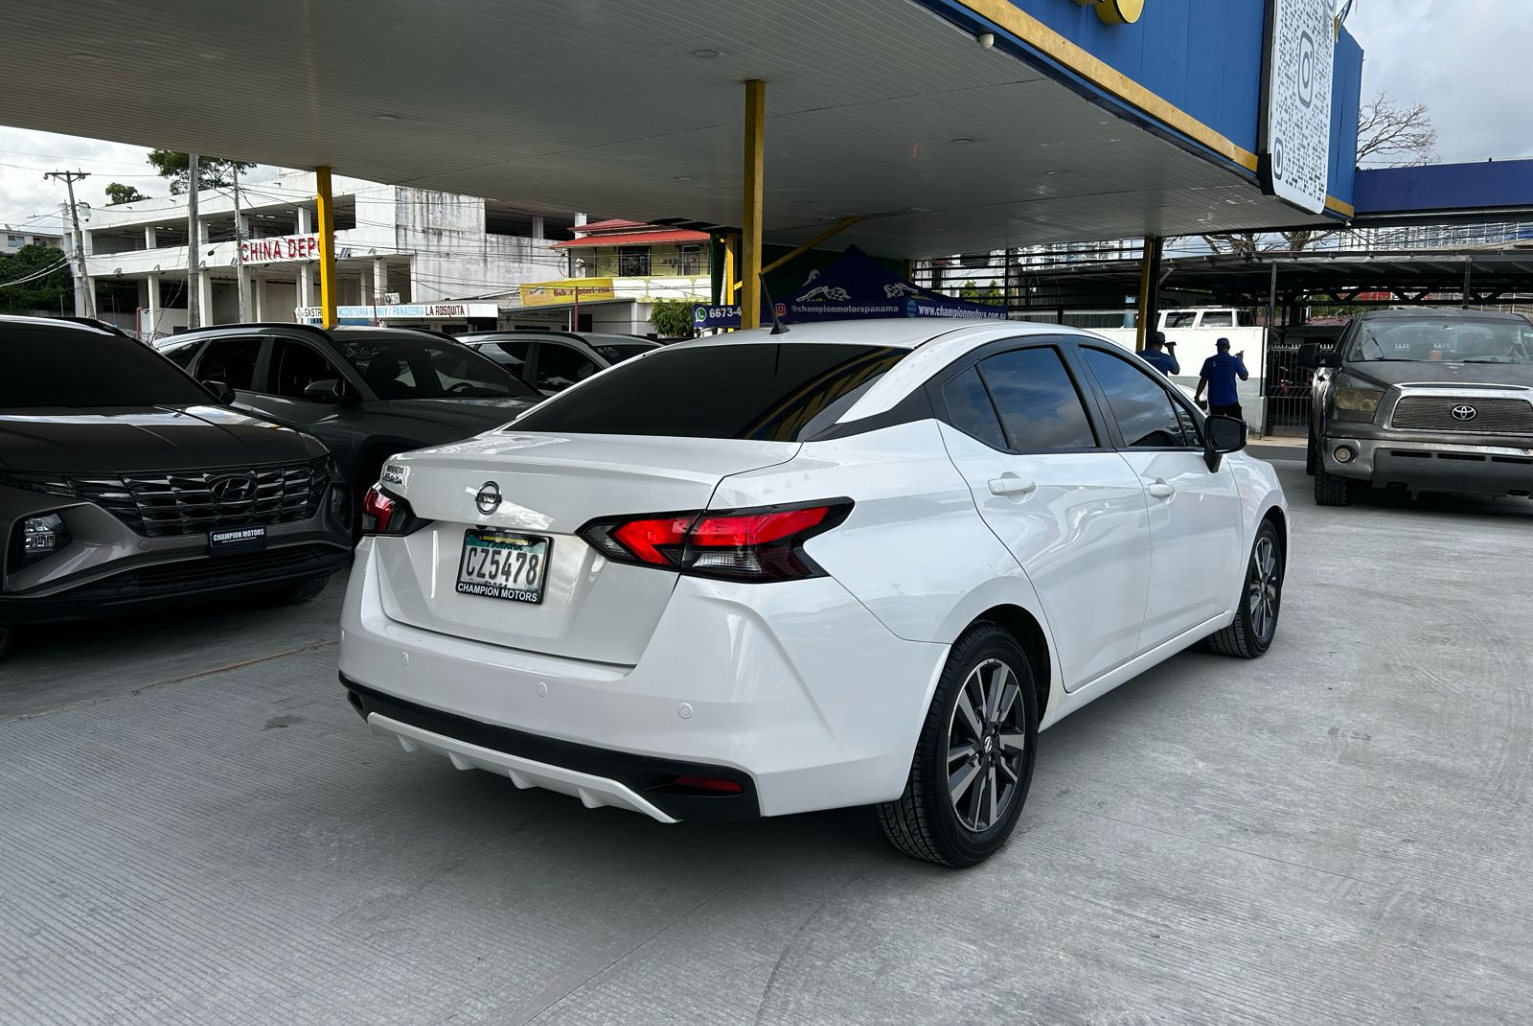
[1301, 308, 1533, 506]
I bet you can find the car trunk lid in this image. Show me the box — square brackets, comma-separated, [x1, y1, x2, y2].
[372, 431, 800, 663]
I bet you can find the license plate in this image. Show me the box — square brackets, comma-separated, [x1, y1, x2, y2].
[456, 529, 550, 604]
[209, 525, 267, 556]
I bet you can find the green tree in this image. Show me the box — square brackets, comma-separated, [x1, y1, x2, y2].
[104, 182, 149, 205]
[983, 285, 1004, 307]
[960, 280, 980, 302]
[146, 150, 255, 194]
[0, 244, 74, 315]
[649, 298, 699, 338]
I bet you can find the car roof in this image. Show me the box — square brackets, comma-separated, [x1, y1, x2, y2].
[672, 317, 1034, 352]
[461, 330, 657, 345]
[0, 314, 119, 335]
[1359, 308, 1528, 322]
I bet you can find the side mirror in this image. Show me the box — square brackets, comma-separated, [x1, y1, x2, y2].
[303, 378, 347, 403]
[201, 380, 236, 405]
[1204, 415, 1247, 471]
[1297, 343, 1319, 370]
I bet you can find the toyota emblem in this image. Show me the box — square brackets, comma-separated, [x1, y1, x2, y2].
[209, 472, 257, 504]
[1451, 405, 1479, 422]
[475, 481, 502, 515]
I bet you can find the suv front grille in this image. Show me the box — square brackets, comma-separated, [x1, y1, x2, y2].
[1390, 396, 1533, 434]
[69, 458, 330, 537]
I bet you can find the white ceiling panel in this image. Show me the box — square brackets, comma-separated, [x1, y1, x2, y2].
[4, 0, 1331, 256]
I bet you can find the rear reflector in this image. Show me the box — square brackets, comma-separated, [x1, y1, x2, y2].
[579, 499, 852, 582]
[670, 775, 744, 794]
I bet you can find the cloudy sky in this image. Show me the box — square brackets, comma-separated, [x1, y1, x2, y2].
[3, 1, 1530, 237]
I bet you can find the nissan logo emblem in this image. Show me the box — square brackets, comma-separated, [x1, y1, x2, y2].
[475, 481, 502, 515]
[1451, 405, 1479, 422]
[209, 473, 257, 504]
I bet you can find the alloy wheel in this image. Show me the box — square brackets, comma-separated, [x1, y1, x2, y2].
[1248, 536, 1281, 642]
[945, 658, 1027, 833]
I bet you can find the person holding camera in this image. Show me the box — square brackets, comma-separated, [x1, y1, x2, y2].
[1140, 331, 1179, 375]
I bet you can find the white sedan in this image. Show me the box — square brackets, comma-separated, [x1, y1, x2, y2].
[340, 319, 1286, 866]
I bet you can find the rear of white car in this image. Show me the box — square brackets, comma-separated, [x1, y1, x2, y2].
[341, 336, 953, 825]
[339, 321, 1286, 864]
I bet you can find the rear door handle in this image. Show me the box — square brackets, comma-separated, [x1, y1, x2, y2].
[989, 474, 1037, 497]
[1147, 480, 1175, 500]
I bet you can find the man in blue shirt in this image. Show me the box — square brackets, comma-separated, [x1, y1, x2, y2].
[1139, 331, 1179, 375]
[1196, 338, 1249, 418]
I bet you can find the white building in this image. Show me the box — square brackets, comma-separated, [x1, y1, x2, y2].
[2, 224, 63, 256]
[76, 170, 579, 337]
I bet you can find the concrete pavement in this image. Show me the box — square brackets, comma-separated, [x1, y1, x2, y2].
[2, 461, 1531, 1026]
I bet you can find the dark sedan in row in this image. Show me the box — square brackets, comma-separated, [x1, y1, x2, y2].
[158, 323, 541, 508]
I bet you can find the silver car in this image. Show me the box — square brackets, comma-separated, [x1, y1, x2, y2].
[457, 331, 660, 395]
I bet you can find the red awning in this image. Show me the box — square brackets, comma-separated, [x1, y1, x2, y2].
[553, 229, 710, 249]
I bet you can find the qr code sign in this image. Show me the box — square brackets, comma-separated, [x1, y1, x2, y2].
[1264, 0, 1334, 214]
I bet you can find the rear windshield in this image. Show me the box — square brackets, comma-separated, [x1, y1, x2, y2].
[512, 342, 906, 441]
[1, 324, 211, 408]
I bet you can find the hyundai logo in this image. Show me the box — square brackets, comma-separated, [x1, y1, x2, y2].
[209, 473, 257, 504]
[1451, 405, 1479, 422]
[475, 481, 502, 515]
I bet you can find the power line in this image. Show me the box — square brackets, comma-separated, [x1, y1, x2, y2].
[0, 257, 69, 289]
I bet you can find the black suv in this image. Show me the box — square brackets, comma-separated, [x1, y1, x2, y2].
[158, 324, 541, 513]
[1301, 308, 1533, 505]
[0, 317, 354, 659]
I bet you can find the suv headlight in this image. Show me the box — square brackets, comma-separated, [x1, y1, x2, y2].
[1334, 386, 1384, 421]
[13, 512, 72, 569]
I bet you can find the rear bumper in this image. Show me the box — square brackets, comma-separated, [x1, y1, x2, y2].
[1322, 435, 1533, 496]
[344, 678, 760, 822]
[339, 537, 948, 820]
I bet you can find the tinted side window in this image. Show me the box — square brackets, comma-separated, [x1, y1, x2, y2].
[1201, 311, 1234, 328]
[489, 340, 530, 371]
[976, 347, 1097, 451]
[270, 338, 344, 398]
[940, 366, 1007, 450]
[161, 339, 204, 369]
[535, 343, 600, 392]
[196, 337, 263, 390]
[1080, 347, 1190, 448]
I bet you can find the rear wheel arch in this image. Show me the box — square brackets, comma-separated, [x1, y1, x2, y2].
[972, 604, 1053, 723]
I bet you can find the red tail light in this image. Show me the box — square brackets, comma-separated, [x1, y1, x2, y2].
[579, 499, 852, 581]
[361, 485, 428, 536]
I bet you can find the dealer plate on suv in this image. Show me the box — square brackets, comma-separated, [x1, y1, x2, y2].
[456, 528, 550, 604]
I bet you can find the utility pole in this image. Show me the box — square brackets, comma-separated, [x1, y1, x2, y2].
[232, 162, 250, 321]
[43, 170, 96, 319]
[187, 153, 201, 329]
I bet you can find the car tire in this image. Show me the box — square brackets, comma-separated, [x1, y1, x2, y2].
[877, 622, 1039, 868]
[1305, 429, 1318, 476]
[1314, 458, 1354, 506]
[273, 575, 331, 605]
[1206, 520, 1284, 659]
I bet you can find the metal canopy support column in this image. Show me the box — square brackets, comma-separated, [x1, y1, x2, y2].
[315, 166, 338, 328]
[1462, 261, 1472, 310]
[740, 80, 765, 330]
[1133, 236, 1163, 352]
[1263, 262, 1279, 437]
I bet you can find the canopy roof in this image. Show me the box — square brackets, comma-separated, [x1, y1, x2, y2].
[5, 0, 1343, 257]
